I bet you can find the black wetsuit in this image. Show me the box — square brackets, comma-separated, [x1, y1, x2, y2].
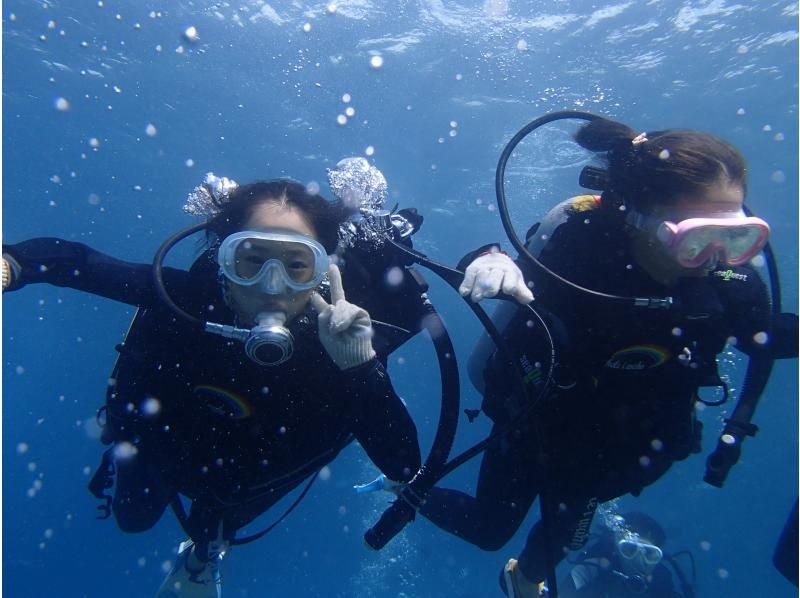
[4, 238, 421, 548]
[420, 202, 798, 584]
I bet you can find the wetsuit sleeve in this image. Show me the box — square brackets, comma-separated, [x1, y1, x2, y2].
[3, 238, 188, 306]
[344, 359, 421, 482]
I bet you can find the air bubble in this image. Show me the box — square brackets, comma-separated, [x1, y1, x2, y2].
[183, 26, 199, 43]
[345, 106, 355, 118]
[302, 23, 312, 33]
[54, 96, 70, 111]
[145, 123, 157, 137]
[336, 114, 347, 126]
[385, 267, 404, 287]
[185, 158, 195, 168]
[319, 466, 332, 481]
[658, 149, 670, 160]
[141, 397, 161, 415]
[369, 55, 384, 69]
[364, 146, 375, 156]
[753, 331, 768, 345]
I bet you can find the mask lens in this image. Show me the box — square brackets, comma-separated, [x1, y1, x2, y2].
[618, 539, 663, 565]
[723, 224, 763, 261]
[642, 544, 663, 565]
[234, 239, 317, 284]
[670, 218, 768, 267]
[618, 540, 640, 559]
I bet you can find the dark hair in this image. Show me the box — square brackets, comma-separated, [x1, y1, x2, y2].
[205, 179, 347, 253]
[575, 117, 747, 211]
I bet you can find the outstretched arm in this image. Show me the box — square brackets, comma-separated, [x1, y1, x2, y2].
[346, 360, 421, 483]
[3, 238, 189, 307]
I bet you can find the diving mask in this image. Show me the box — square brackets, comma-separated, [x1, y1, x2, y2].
[218, 230, 329, 294]
[629, 210, 769, 268]
[617, 538, 663, 565]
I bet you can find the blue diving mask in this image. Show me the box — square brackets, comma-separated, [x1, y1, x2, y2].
[217, 230, 329, 295]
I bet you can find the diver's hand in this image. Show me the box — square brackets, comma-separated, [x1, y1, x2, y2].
[310, 263, 377, 370]
[459, 250, 533, 304]
[2, 255, 20, 291]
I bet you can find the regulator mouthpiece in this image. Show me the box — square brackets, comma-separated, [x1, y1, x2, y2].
[245, 312, 294, 366]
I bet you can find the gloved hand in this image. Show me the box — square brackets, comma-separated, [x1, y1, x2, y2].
[310, 263, 377, 370]
[459, 250, 533, 304]
[2, 255, 20, 291]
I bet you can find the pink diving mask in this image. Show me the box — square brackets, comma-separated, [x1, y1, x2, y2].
[630, 210, 770, 268]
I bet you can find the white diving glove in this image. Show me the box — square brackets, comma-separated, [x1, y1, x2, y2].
[310, 263, 377, 370]
[459, 249, 534, 304]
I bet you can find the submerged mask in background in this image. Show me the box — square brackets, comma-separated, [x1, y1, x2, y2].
[617, 537, 664, 566]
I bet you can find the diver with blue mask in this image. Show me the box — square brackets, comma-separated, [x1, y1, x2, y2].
[553, 511, 694, 598]
[2, 176, 423, 597]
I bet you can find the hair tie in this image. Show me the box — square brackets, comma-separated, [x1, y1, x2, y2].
[184, 172, 239, 217]
[631, 132, 648, 146]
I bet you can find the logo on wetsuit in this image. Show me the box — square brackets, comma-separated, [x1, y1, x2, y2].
[194, 385, 253, 419]
[605, 345, 671, 371]
[712, 269, 748, 282]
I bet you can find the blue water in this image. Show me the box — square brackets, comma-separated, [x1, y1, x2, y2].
[3, 1, 797, 596]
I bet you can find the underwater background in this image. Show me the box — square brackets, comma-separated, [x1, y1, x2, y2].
[2, 1, 797, 596]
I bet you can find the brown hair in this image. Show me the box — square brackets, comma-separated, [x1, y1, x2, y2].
[575, 117, 747, 211]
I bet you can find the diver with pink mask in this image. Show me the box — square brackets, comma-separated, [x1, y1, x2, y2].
[417, 115, 798, 597]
